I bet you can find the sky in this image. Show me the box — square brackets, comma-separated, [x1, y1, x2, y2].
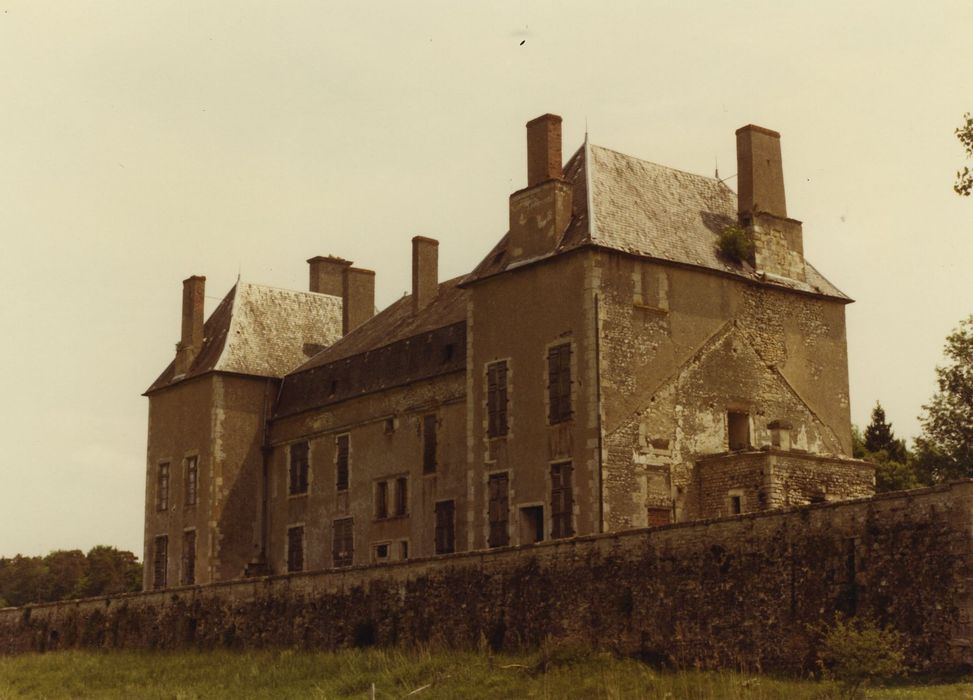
[1, 1, 971, 559]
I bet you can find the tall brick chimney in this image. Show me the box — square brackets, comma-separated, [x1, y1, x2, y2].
[342, 266, 375, 335]
[308, 255, 352, 296]
[507, 113, 573, 264]
[174, 275, 205, 376]
[527, 114, 563, 186]
[736, 125, 787, 219]
[412, 236, 438, 313]
[735, 124, 805, 282]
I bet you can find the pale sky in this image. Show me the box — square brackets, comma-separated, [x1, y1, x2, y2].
[2, 1, 971, 559]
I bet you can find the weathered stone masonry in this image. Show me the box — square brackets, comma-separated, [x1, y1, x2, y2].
[5, 481, 973, 673]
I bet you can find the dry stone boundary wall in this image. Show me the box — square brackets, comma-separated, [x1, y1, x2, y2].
[3, 482, 973, 672]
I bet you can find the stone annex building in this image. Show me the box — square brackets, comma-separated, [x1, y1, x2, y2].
[142, 114, 876, 590]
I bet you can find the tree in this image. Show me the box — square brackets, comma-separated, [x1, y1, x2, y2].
[73, 546, 142, 598]
[855, 403, 919, 493]
[916, 316, 973, 482]
[863, 402, 907, 463]
[955, 113, 973, 197]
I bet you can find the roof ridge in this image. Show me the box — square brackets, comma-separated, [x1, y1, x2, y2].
[589, 142, 734, 190]
[237, 280, 342, 299]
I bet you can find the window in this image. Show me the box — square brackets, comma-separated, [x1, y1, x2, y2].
[336, 434, 350, 491]
[488, 473, 510, 548]
[289, 441, 309, 495]
[375, 480, 389, 520]
[727, 411, 750, 451]
[333, 518, 354, 568]
[487, 361, 509, 437]
[399, 540, 409, 560]
[287, 525, 305, 573]
[422, 415, 437, 474]
[394, 476, 408, 517]
[152, 535, 167, 590]
[551, 462, 574, 539]
[519, 506, 544, 544]
[181, 530, 196, 585]
[384, 417, 395, 434]
[184, 456, 198, 506]
[730, 495, 743, 515]
[547, 343, 572, 424]
[373, 543, 390, 563]
[647, 506, 672, 527]
[434, 500, 455, 554]
[156, 463, 170, 512]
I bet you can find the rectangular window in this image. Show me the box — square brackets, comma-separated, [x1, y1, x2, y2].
[434, 500, 455, 554]
[487, 361, 509, 437]
[336, 435, 350, 491]
[422, 415, 437, 474]
[551, 462, 574, 539]
[156, 463, 170, 512]
[727, 411, 750, 451]
[547, 343, 572, 424]
[184, 456, 198, 506]
[152, 535, 167, 590]
[488, 473, 510, 548]
[375, 480, 388, 520]
[287, 525, 304, 573]
[181, 530, 196, 585]
[289, 441, 309, 495]
[394, 476, 408, 517]
[333, 518, 354, 568]
[399, 540, 409, 560]
[373, 542, 390, 563]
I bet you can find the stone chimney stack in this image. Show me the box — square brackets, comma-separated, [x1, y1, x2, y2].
[527, 114, 563, 186]
[308, 255, 352, 296]
[735, 124, 806, 282]
[735, 125, 787, 219]
[508, 113, 573, 264]
[342, 266, 375, 335]
[412, 236, 439, 313]
[175, 275, 205, 376]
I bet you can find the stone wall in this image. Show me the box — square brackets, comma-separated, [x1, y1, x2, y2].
[4, 483, 972, 673]
[694, 450, 875, 518]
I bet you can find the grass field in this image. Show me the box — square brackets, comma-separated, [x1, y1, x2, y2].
[0, 648, 971, 699]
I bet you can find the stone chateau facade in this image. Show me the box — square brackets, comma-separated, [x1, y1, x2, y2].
[142, 114, 875, 590]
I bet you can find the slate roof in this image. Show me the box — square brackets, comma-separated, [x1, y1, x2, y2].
[293, 275, 468, 372]
[274, 276, 468, 417]
[465, 141, 848, 301]
[145, 282, 343, 394]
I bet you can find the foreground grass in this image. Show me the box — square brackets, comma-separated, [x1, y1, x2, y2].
[0, 648, 970, 699]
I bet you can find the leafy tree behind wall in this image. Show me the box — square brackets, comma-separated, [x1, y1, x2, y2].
[854, 403, 920, 493]
[0, 547, 142, 608]
[915, 316, 973, 482]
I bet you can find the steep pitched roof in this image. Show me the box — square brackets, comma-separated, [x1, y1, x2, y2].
[465, 142, 848, 301]
[145, 282, 343, 394]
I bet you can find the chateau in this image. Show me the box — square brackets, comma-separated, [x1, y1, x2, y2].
[142, 114, 875, 589]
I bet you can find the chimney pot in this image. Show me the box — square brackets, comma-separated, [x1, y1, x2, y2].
[342, 267, 375, 335]
[526, 113, 563, 187]
[308, 255, 352, 296]
[735, 124, 787, 219]
[175, 275, 205, 376]
[411, 236, 439, 313]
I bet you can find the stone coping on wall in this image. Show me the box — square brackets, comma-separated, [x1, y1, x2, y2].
[3, 479, 969, 617]
[695, 447, 876, 470]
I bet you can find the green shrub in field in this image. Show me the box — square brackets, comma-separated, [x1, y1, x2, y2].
[816, 615, 906, 698]
[717, 224, 755, 264]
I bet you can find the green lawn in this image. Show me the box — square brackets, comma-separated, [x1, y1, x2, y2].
[0, 648, 970, 699]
